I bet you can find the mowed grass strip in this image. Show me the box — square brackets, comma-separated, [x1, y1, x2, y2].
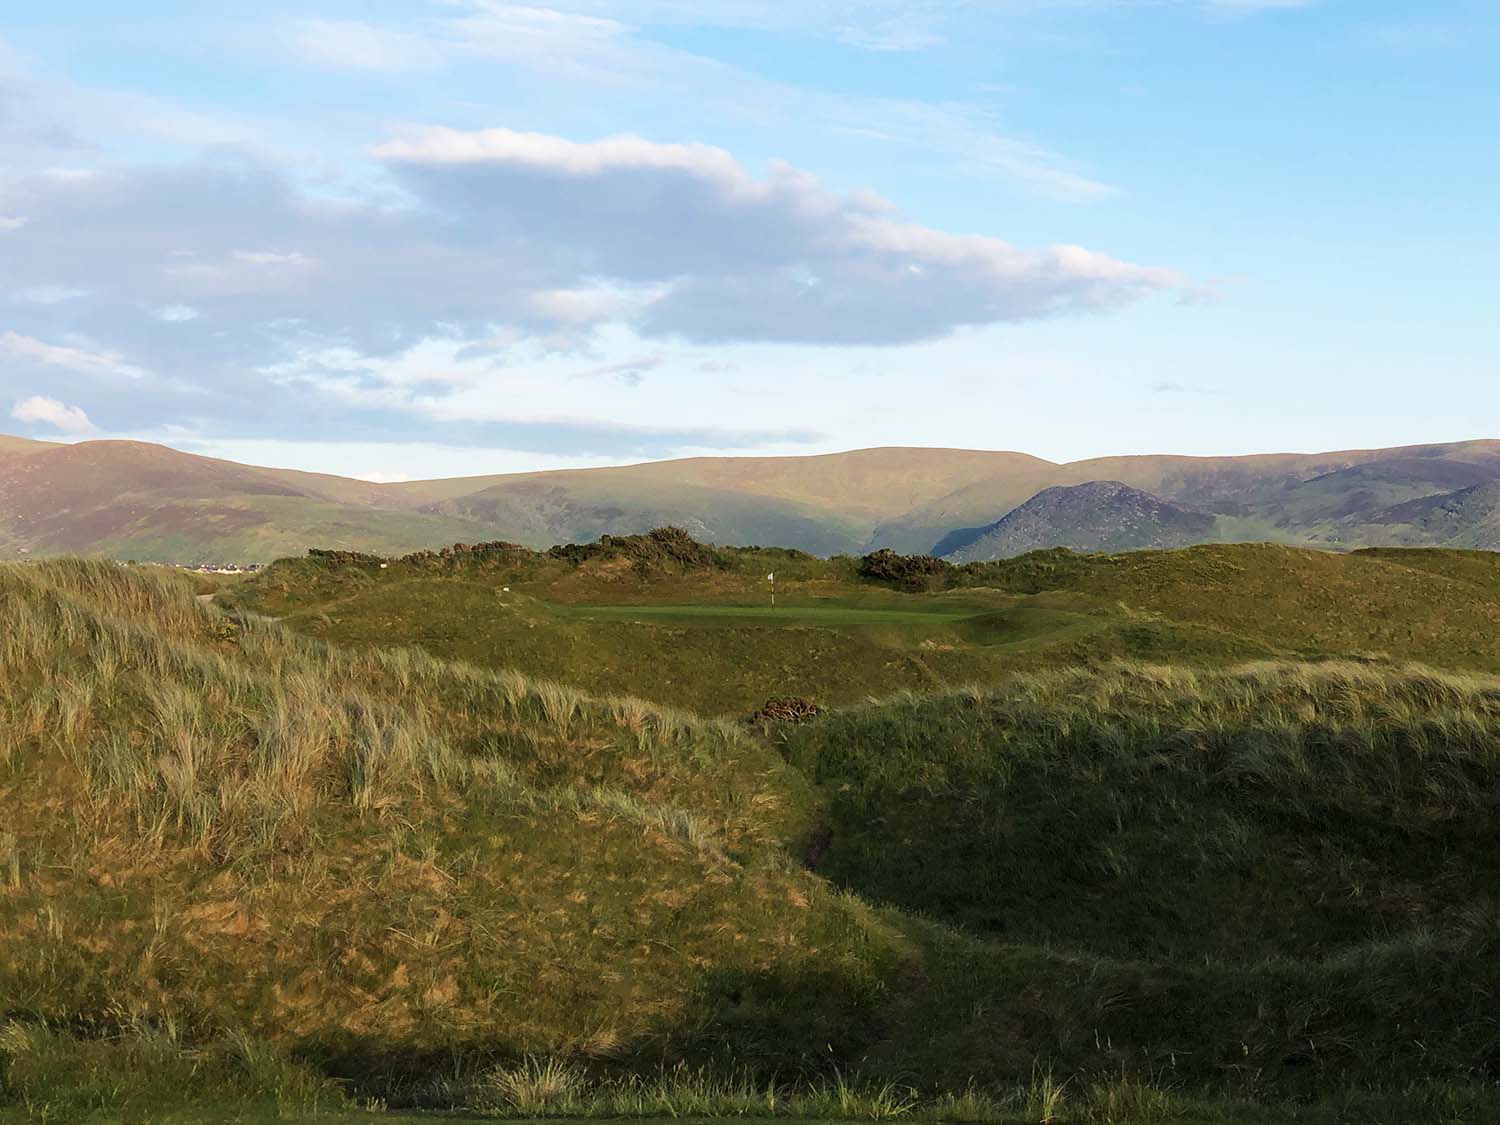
[552, 602, 983, 625]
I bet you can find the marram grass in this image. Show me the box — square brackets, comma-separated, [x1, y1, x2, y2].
[6, 557, 1500, 1121]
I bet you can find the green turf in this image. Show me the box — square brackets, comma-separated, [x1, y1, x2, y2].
[553, 601, 984, 625]
[13, 541, 1500, 1122]
[225, 542, 1313, 714]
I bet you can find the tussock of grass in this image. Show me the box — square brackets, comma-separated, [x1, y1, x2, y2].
[0, 1018, 345, 1121]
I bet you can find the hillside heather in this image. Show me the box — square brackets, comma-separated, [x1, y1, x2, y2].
[5, 558, 1500, 1121]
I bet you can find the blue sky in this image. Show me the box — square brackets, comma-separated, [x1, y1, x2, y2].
[1, 1, 1495, 480]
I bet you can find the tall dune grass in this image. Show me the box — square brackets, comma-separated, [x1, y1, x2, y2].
[9, 558, 1500, 1120]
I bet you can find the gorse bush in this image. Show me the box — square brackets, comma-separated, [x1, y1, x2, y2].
[547, 525, 731, 572]
[857, 548, 952, 590]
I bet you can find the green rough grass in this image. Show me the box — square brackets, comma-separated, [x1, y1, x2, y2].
[10, 548, 1500, 1120]
[779, 661, 1500, 958]
[0, 561, 898, 1103]
[225, 542, 1304, 715]
[227, 538, 1500, 716]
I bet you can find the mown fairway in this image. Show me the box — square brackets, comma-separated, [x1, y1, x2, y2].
[552, 601, 982, 625]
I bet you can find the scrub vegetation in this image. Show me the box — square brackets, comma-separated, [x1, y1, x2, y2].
[6, 537, 1500, 1122]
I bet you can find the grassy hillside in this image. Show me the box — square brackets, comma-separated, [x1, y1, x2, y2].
[8, 557, 1500, 1121]
[6, 432, 1500, 565]
[228, 537, 1500, 716]
[0, 559, 879, 1114]
[780, 662, 1500, 957]
[0, 441, 499, 564]
[0, 436, 55, 460]
[1374, 481, 1500, 548]
[390, 446, 1052, 520]
[228, 536, 1298, 715]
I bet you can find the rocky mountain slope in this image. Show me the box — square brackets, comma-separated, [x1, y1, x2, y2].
[939, 481, 1219, 560]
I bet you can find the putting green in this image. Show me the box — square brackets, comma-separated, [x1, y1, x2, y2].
[554, 602, 982, 626]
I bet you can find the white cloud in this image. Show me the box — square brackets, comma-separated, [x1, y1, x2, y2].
[382, 126, 1181, 343]
[355, 470, 414, 483]
[156, 304, 201, 322]
[375, 127, 749, 182]
[0, 331, 145, 379]
[13, 285, 89, 304]
[233, 249, 315, 267]
[527, 286, 641, 324]
[10, 395, 98, 434]
[287, 18, 444, 71]
[176, 438, 639, 480]
[0, 216, 28, 231]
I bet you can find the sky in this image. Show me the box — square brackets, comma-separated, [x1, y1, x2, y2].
[0, 1, 1496, 482]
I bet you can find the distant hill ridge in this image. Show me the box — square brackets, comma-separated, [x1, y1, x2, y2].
[2, 433, 1500, 562]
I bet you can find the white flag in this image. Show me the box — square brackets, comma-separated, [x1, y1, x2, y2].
[767, 573, 774, 581]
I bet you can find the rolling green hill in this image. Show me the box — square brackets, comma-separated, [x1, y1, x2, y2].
[4, 433, 1500, 565]
[8, 548, 1500, 1122]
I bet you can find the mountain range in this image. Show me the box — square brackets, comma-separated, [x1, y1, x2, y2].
[3, 432, 1500, 563]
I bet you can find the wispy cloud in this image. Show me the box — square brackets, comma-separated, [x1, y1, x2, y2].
[286, 3, 1115, 202]
[0, 331, 144, 380]
[573, 354, 665, 386]
[285, 18, 445, 72]
[233, 249, 315, 267]
[13, 284, 89, 304]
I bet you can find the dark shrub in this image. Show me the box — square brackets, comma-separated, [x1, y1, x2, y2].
[858, 548, 951, 590]
[548, 527, 729, 572]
